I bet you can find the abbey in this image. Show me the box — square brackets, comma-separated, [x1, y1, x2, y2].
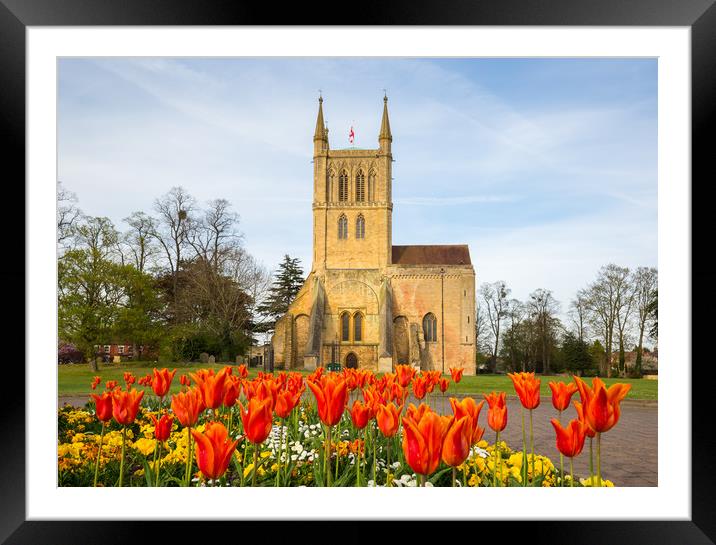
[270, 96, 476, 374]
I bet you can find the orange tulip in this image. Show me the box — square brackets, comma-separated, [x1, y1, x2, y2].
[438, 378, 450, 393]
[91, 376, 101, 390]
[151, 413, 174, 442]
[222, 375, 242, 408]
[275, 389, 301, 419]
[123, 372, 136, 389]
[239, 397, 273, 444]
[191, 367, 229, 410]
[349, 400, 373, 429]
[179, 374, 191, 387]
[405, 402, 431, 423]
[90, 391, 113, 422]
[306, 373, 348, 426]
[412, 375, 428, 400]
[483, 391, 507, 432]
[450, 397, 486, 445]
[151, 368, 177, 398]
[507, 371, 541, 410]
[111, 388, 144, 426]
[572, 400, 596, 438]
[551, 417, 587, 458]
[395, 364, 417, 387]
[376, 401, 403, 438]
[236, 364, 249, 378]
[401, 407, 450, 477]
[441, 415, 471, 467]
[549, 381, 578, 412]
[573, 376, 631, 433]
[191, 421, 238, 480]
[171, 388, 205, 428]
[449, 367, 464, 383]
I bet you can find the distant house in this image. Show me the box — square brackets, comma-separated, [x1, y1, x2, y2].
[611, 348, 658, 373]
[93, 343, 157, 362]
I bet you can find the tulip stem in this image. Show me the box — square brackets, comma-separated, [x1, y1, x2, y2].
[386, 441, 391, 487]
[363, 427, 369, 487]
[252, 446, 259, 487]
[325, 425, 333, 487]
[419, 474, 426, 487]
[152, 439, 159, 486]
[529, 409, 534, 486]
[372, 423, 377, 486]
[184, 427, 193, 486]
[493, 431, 500, 487]
[521, 407, 527, 487]
[118, 425, 126, 487]
[452, 467, 456, 487]
[276, 421, 283, 487]
[589, 437, 594, 487]
[569, 457, 574, 487]
[596, 432, 602, 487]
[156, 441, 163, 486]
[93, 422, 105, 487]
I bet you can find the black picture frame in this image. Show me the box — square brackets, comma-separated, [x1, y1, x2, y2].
[3, 1, 712, 543]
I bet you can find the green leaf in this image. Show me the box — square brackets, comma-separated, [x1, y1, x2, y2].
[428, 466, 452, 485]
[141, 458, 154, 488]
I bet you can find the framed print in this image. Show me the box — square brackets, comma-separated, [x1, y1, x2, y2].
[4, 0, 714, 543]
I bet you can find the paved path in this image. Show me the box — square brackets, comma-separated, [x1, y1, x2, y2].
[59, 392, 657, 486]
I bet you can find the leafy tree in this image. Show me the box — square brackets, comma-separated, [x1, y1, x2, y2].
[647, 288, 658, 341]
[560, 332, 593, 374]
[255, 255, 305, 333]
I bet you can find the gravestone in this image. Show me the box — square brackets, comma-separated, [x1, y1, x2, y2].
[208, 355, 216, 364]
[199, 352, 209, 364]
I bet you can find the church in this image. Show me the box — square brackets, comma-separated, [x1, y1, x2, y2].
[270, 96, 476, 375]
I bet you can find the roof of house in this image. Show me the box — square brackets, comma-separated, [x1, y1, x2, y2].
[391, 244, 472, 266]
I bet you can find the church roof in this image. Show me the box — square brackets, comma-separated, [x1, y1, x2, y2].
[391, 245, 472, 266]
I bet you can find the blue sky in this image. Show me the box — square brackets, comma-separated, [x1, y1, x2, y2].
[58, 57, 657, 316]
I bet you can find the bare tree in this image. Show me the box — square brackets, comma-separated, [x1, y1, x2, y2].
[584, 264, 630, 377]
[504, 298, 526, 371]
[57, 181, 82, 248]
[122, 211, 160, 273]
[527, 288, 560, 374]
[474, 297, 490, 372]
[186, 198, 243, 271]
[480, 281, 510, 373]
[633, 267, 658, 375]
[568, 289, 590, 343]
[151, 187, 197, 310]
[614, 269, 636, 376]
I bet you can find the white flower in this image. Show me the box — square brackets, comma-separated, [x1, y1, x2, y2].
[291, 454, 298, 461]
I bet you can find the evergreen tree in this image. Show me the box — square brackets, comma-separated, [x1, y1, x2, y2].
[255, 255, 305, 333]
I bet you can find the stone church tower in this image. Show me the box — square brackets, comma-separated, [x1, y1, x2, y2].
[270, 96, 476, 374]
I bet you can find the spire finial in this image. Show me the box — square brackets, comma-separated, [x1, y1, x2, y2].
[379, 92, 392, 142]
[314, 95, 327, 142]
[318, 89, 323, 102]
[383, 89, 387, 102]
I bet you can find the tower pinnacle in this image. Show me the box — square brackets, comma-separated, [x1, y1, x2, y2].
[379, 94, 392, 142]
[314, 96, 327, 142]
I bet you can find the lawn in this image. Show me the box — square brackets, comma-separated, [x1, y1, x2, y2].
[58, 362, 657, 400]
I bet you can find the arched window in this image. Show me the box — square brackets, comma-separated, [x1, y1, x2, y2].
[338, 214, 348, 239]
[423, 313, 438, 342]
[353, 312, 363, 342]
[339, 171, 348, 202]
[355, 170, 365, 202]
[368, 171, 376, 201]
[356, 214, 365, 239]
[326, 171, 334, 202]
[340, 312, 350, 342]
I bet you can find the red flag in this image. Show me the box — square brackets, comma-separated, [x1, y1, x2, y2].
[349, 126, 355, 144]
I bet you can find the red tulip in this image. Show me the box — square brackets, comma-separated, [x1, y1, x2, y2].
[306, 373, 348, 426]
[412, 375, 428, 400]
[123, 372, 136, 389]
[151, 413, 174, 442]
[222, 375, 242, 408]
[180, 374, 191, 387]
[507, 372, 541, 410]
[349, 400, 373, 430]
[438, 378, 450, 394]
[395, 364, 417, 387]
[91, 376, 101, 390]
[236, 364, 249, 378]
[483, 391, 507, 432]
[376, 401, 403, 438]
[111, 388, 144, 426]
[151, 368, 177, 398]
[401, 407, 450, 477]
[90, 391, 113, 422]
[239, 397, 273, 444]
[105, 380, 119, 391]
[171, 388, 205, 428]
[573, 376, 631, 433]
[449, 367, 464, 383]
[450, 397, 485, 446]
[549, 381, 578, 412]
[191, 421, 238, 480]
[573, 400, 596, 438]
[551, 417, 587, 458]
[441, 415, 471, 467]
[191, 367, 229, 410]
[275, 389, 301, 419]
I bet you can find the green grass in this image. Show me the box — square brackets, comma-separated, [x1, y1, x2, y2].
[58, 362, 657, 400]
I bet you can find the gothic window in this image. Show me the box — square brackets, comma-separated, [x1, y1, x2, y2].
[423, 313, 438, 342]
[340, 312, 350, 342]
[327, 171, 334, 202]
[356, 214, 365, 239]
[338, 214, 348, 239]
[339, 171, 348, 202]
[368, 171, 376, 201]
[356, 170, 365, 202]
[353, 312, 363, 342]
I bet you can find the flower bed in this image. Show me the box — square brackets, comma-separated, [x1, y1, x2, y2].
[57, 366, 626, 487]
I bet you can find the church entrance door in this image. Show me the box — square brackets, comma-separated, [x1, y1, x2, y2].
[345, 352, 358, 369]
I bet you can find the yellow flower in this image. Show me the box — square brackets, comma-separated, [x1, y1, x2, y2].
[132, 438, 157, 457]
[468, 474, 480, 487]
[243, 463, 254, 478]
[260, 451, 272, 459]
